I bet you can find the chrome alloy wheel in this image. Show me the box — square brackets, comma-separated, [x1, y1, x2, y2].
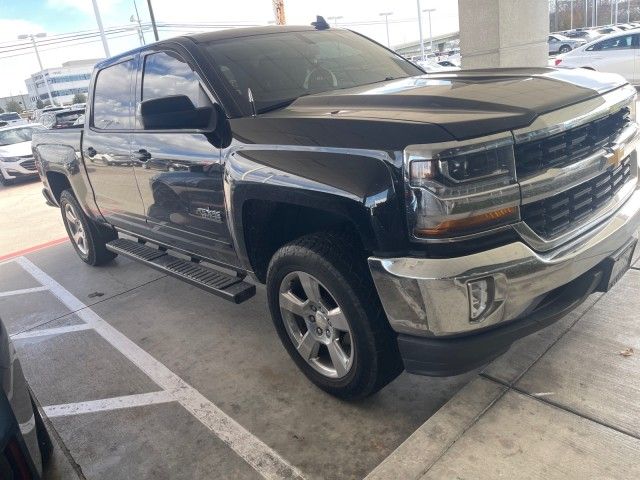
[64, 203, 88, 255]
[279, 271, 354, 379]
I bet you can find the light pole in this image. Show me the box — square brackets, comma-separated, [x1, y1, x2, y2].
[327, 16, 343, 26]
[17, 33, 56, 107]
[379, 12, 393, 48]
[570, 0, 574, 29]
[423, 8, 436, 57]
[147, 0, 160, 41]
[585, 0, 589, 27]
[132, 0, 145, 45]
[615, 0, 619, 23]
[90, 0, 110, 57]
[416, 0, 425, 61]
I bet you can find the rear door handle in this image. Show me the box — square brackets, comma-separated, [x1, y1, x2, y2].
[132, 149, 152, 162]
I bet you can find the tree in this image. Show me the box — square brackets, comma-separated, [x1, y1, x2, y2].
[5, 99, 22, 113]
[72, 93, 87, 104]
[36, 99, 44, 109]
[0, 106, 4, 113]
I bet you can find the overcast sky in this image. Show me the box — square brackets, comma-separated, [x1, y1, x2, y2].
[0, 0, 460, 98]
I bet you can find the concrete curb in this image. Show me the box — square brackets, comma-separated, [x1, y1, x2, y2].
[365, 377, 506, 480]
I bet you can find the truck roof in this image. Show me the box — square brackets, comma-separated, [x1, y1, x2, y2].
[95, 25, 327, 69]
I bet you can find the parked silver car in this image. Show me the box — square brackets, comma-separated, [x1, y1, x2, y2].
[548, 33, 587, 54]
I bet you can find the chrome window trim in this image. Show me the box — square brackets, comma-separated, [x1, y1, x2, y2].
[512, 83, 636, 144]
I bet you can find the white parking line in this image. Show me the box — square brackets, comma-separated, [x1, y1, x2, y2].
[0, 286, 49, 297]
[14, 256, 305, 480]
[44, 391, 177, 418]
[11, 323, 93, 340]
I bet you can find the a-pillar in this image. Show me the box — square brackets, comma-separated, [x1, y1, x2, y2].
[458, 0, 549, 69]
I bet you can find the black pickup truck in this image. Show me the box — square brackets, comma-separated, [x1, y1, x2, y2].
[33, 24, 640, 399]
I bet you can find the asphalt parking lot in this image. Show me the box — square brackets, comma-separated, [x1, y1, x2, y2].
[2, 178, 640, 479]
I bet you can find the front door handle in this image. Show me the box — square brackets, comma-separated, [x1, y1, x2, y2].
[132, 149, 152, 162]
[86, 146, 97, 157]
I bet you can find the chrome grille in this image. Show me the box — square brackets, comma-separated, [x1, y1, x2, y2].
[521, 157, 632, 238]
[515, 107, 631, 177]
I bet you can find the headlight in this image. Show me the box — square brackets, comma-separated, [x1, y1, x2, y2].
[0, 156, 20, 163]
[405, 133, 520, 239]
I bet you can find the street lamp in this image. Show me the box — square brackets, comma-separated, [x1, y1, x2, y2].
[379, 12, 393, 48]
[17, 33, 56, 107]
[423, 8, 436, 58]
[327, 16, 343, 26]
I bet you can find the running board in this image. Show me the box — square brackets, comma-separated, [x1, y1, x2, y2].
[105, 238, 256, 304]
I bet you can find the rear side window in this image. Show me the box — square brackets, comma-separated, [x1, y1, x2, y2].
[92, 59, 135, 130]
[141, 51, 211, 108]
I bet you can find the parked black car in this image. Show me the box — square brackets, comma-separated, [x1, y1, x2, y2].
[32, 23, 640, 399]
[0, 318, 52, 478]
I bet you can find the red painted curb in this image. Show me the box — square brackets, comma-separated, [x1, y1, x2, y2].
[0, 237, 69, 262]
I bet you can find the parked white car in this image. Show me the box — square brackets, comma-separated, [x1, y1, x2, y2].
[0, 112, 28, 127]
[0, 124, 44, 185]
[555, 30, 639, 85]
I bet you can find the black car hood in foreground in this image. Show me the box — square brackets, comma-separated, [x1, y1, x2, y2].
[266, 68, 627, 142]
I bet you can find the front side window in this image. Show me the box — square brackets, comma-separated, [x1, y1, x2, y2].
[592, 34, 635, 51]
[203, 30, 423, 115]
[92, 59, 135, 130]
[142, 51, 211, 108]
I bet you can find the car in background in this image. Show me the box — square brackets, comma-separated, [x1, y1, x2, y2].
[555, 30, 639, 85]
[597, 25, 623, 35]
[33, 106, 66, 124]
[40, 108, 85, 130]
[548, 33, 587, 54]
[416, 59, 460, 72]
[0, 112, 27, 128]
[0, 317, 52, 478]
[563, 29, 601, 41]
[0, 124, 45, 185]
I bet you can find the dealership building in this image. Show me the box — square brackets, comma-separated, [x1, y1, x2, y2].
[24, 58, 101, 107]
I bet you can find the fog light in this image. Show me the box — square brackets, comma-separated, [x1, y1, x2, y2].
[467, 278, 494, 321]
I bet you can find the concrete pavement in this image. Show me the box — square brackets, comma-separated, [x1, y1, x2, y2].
[368, 267, 640, 480]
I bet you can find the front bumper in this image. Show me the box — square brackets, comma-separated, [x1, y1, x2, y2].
[0, 158, 38, 180]
[369, 187, 640, 339]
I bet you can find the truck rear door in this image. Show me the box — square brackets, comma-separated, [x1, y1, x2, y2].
[83, 55, 147, 232]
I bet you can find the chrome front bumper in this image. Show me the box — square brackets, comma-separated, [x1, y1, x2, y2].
[369, 186, 640, 337]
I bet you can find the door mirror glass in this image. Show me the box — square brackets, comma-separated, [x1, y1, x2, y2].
[140, 95, 217, 131]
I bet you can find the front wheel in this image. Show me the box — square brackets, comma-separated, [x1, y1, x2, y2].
[266, 233, 403, 399]
[59, 189, 118, 266]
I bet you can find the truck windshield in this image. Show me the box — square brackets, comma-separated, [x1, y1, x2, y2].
[203, 29, 423, 115]
[0, 126, 42, 146]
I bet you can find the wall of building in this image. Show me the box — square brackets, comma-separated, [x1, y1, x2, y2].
[24, 59, 100, 108]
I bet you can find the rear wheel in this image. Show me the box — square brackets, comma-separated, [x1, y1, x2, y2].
[559, 45, 572, 53]
[266, 232, 403, 399]
[59, 189, 117, 265]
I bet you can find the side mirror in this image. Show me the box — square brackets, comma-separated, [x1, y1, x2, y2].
[140, 95, 217, 131]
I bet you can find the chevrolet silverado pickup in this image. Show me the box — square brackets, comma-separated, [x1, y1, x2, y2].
[32, 23, 640, 399]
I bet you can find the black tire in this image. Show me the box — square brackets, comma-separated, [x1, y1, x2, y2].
[59, 189, 117, 265]
[559, 45, 572, 53]
[266, 232, 403, 399]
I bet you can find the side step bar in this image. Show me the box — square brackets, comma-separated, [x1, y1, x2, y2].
[106, 238, 256, 304]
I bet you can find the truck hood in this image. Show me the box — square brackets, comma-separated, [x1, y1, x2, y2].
[0, 140, 31, 158]
[270, 67, 627, 141]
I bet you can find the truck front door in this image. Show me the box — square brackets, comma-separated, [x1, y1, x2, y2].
[131, 48, 237, 267]
[83, 56, 147, 232]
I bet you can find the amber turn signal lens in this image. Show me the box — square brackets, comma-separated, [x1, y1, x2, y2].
[414, 207, 517, 237]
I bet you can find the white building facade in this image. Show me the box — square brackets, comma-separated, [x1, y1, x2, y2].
[24, 59, 101, 108]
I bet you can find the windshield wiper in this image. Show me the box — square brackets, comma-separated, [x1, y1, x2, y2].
[256, 93, 310, 115]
